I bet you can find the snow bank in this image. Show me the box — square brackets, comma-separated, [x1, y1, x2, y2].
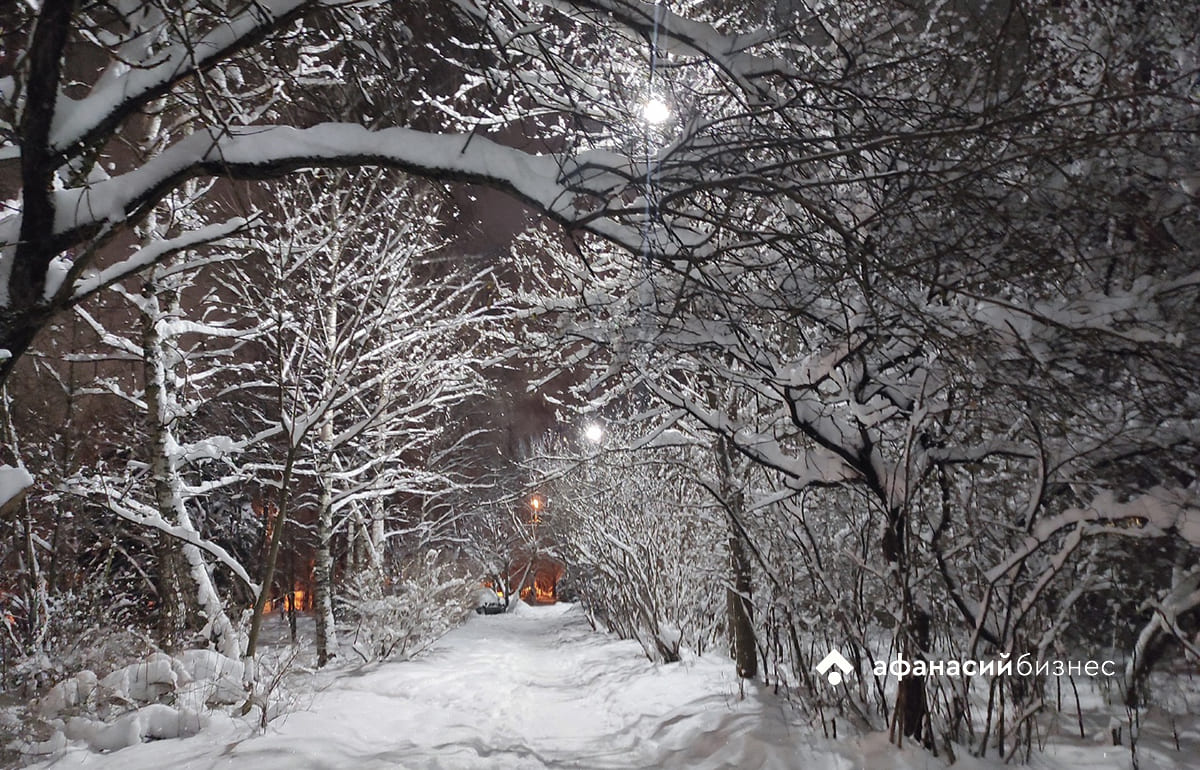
[23, 650, 243, 758]
[177, 649, 246, 706]
[0, 463, 33, 511]
[61, 705, 208, 752]
[506, 598, 537, 616]
[98, 653, 185, 703]
[36, 671, 99, 718]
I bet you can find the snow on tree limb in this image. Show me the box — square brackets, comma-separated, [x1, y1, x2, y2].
[48, 0, 314, 159]
[42, 123, 648, 262]
[0, 464, 34, 515]
[987, 487, 1200, 584]
[67, 218, 249, 303]
[60, 477, 259, 594]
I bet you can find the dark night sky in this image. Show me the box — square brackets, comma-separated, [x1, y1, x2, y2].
[447, 181, 561, 460]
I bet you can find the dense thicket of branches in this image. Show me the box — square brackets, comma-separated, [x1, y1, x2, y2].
[1, 0, 1198, 761]
[507, 0, 1200, 757]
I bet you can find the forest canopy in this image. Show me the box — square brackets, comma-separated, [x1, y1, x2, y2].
[1, 0, 1198, 763]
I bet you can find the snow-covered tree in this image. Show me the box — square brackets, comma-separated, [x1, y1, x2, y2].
[62, 258, 259, 658]
[506, 0, 1200, 747]
[1, 0, 1198, 756]
[55, 180, 267, 659]
[231, 169, 503, 666]
[0, 0, 716, 388]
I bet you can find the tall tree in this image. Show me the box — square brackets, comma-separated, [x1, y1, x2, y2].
[61, 184, 264, 659]
[233, 169, 503, 666]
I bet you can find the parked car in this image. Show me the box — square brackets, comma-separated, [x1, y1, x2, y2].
[474, 588, 506, 615]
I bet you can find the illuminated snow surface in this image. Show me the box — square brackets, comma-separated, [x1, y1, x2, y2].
[29, 603, 1199, 769]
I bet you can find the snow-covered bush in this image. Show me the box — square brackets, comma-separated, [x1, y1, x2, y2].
[531, 428, 727, 664]
[339, 550, 475, 663]
[11, 649, 254, 759]
[4, 586, 157, 695]
[7, 641, 313, 759]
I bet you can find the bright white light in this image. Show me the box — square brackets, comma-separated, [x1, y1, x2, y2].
[642, 97, 670, 124]
[584, 424, 604, 443]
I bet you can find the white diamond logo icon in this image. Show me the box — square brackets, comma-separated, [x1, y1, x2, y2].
[816, 650, 854, 685]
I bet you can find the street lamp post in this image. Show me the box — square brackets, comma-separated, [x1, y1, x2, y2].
[529, 495, 543, 535]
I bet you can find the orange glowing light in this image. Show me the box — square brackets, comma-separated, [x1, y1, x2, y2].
[271, 590, 310, 612]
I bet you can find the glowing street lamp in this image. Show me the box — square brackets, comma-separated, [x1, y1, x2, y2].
[642, 96, 670, 125]
[584, 423, 604, 443]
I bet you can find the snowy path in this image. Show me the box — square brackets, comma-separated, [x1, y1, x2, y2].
[31, 604, 1180, 769]
[35, 604, 829, 769]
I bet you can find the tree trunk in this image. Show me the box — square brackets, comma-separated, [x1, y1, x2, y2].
[713, 431, 757, 679]
[894, 604, 931, 744]
[154, 539, 190, 651]
[370, 501, 386, 571]
[313, 296, 339, 667]
[357, 377, 392, 595]
[142, 271, 241, 658]
[142, 281, 193, 651]
[313, 473, 338, 666]
[286, 547, 298, 643]
[244, 449, 298, 663]
[1123, 557, 1200, 707]
[885, 501, 930, 746]
[727, 525, 757, 679]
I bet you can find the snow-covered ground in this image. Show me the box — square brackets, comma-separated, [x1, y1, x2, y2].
[22, 604, 1199, 769]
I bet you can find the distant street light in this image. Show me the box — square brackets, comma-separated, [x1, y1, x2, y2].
[642, 97, 670, 124]
[584, 423, 604, 443]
